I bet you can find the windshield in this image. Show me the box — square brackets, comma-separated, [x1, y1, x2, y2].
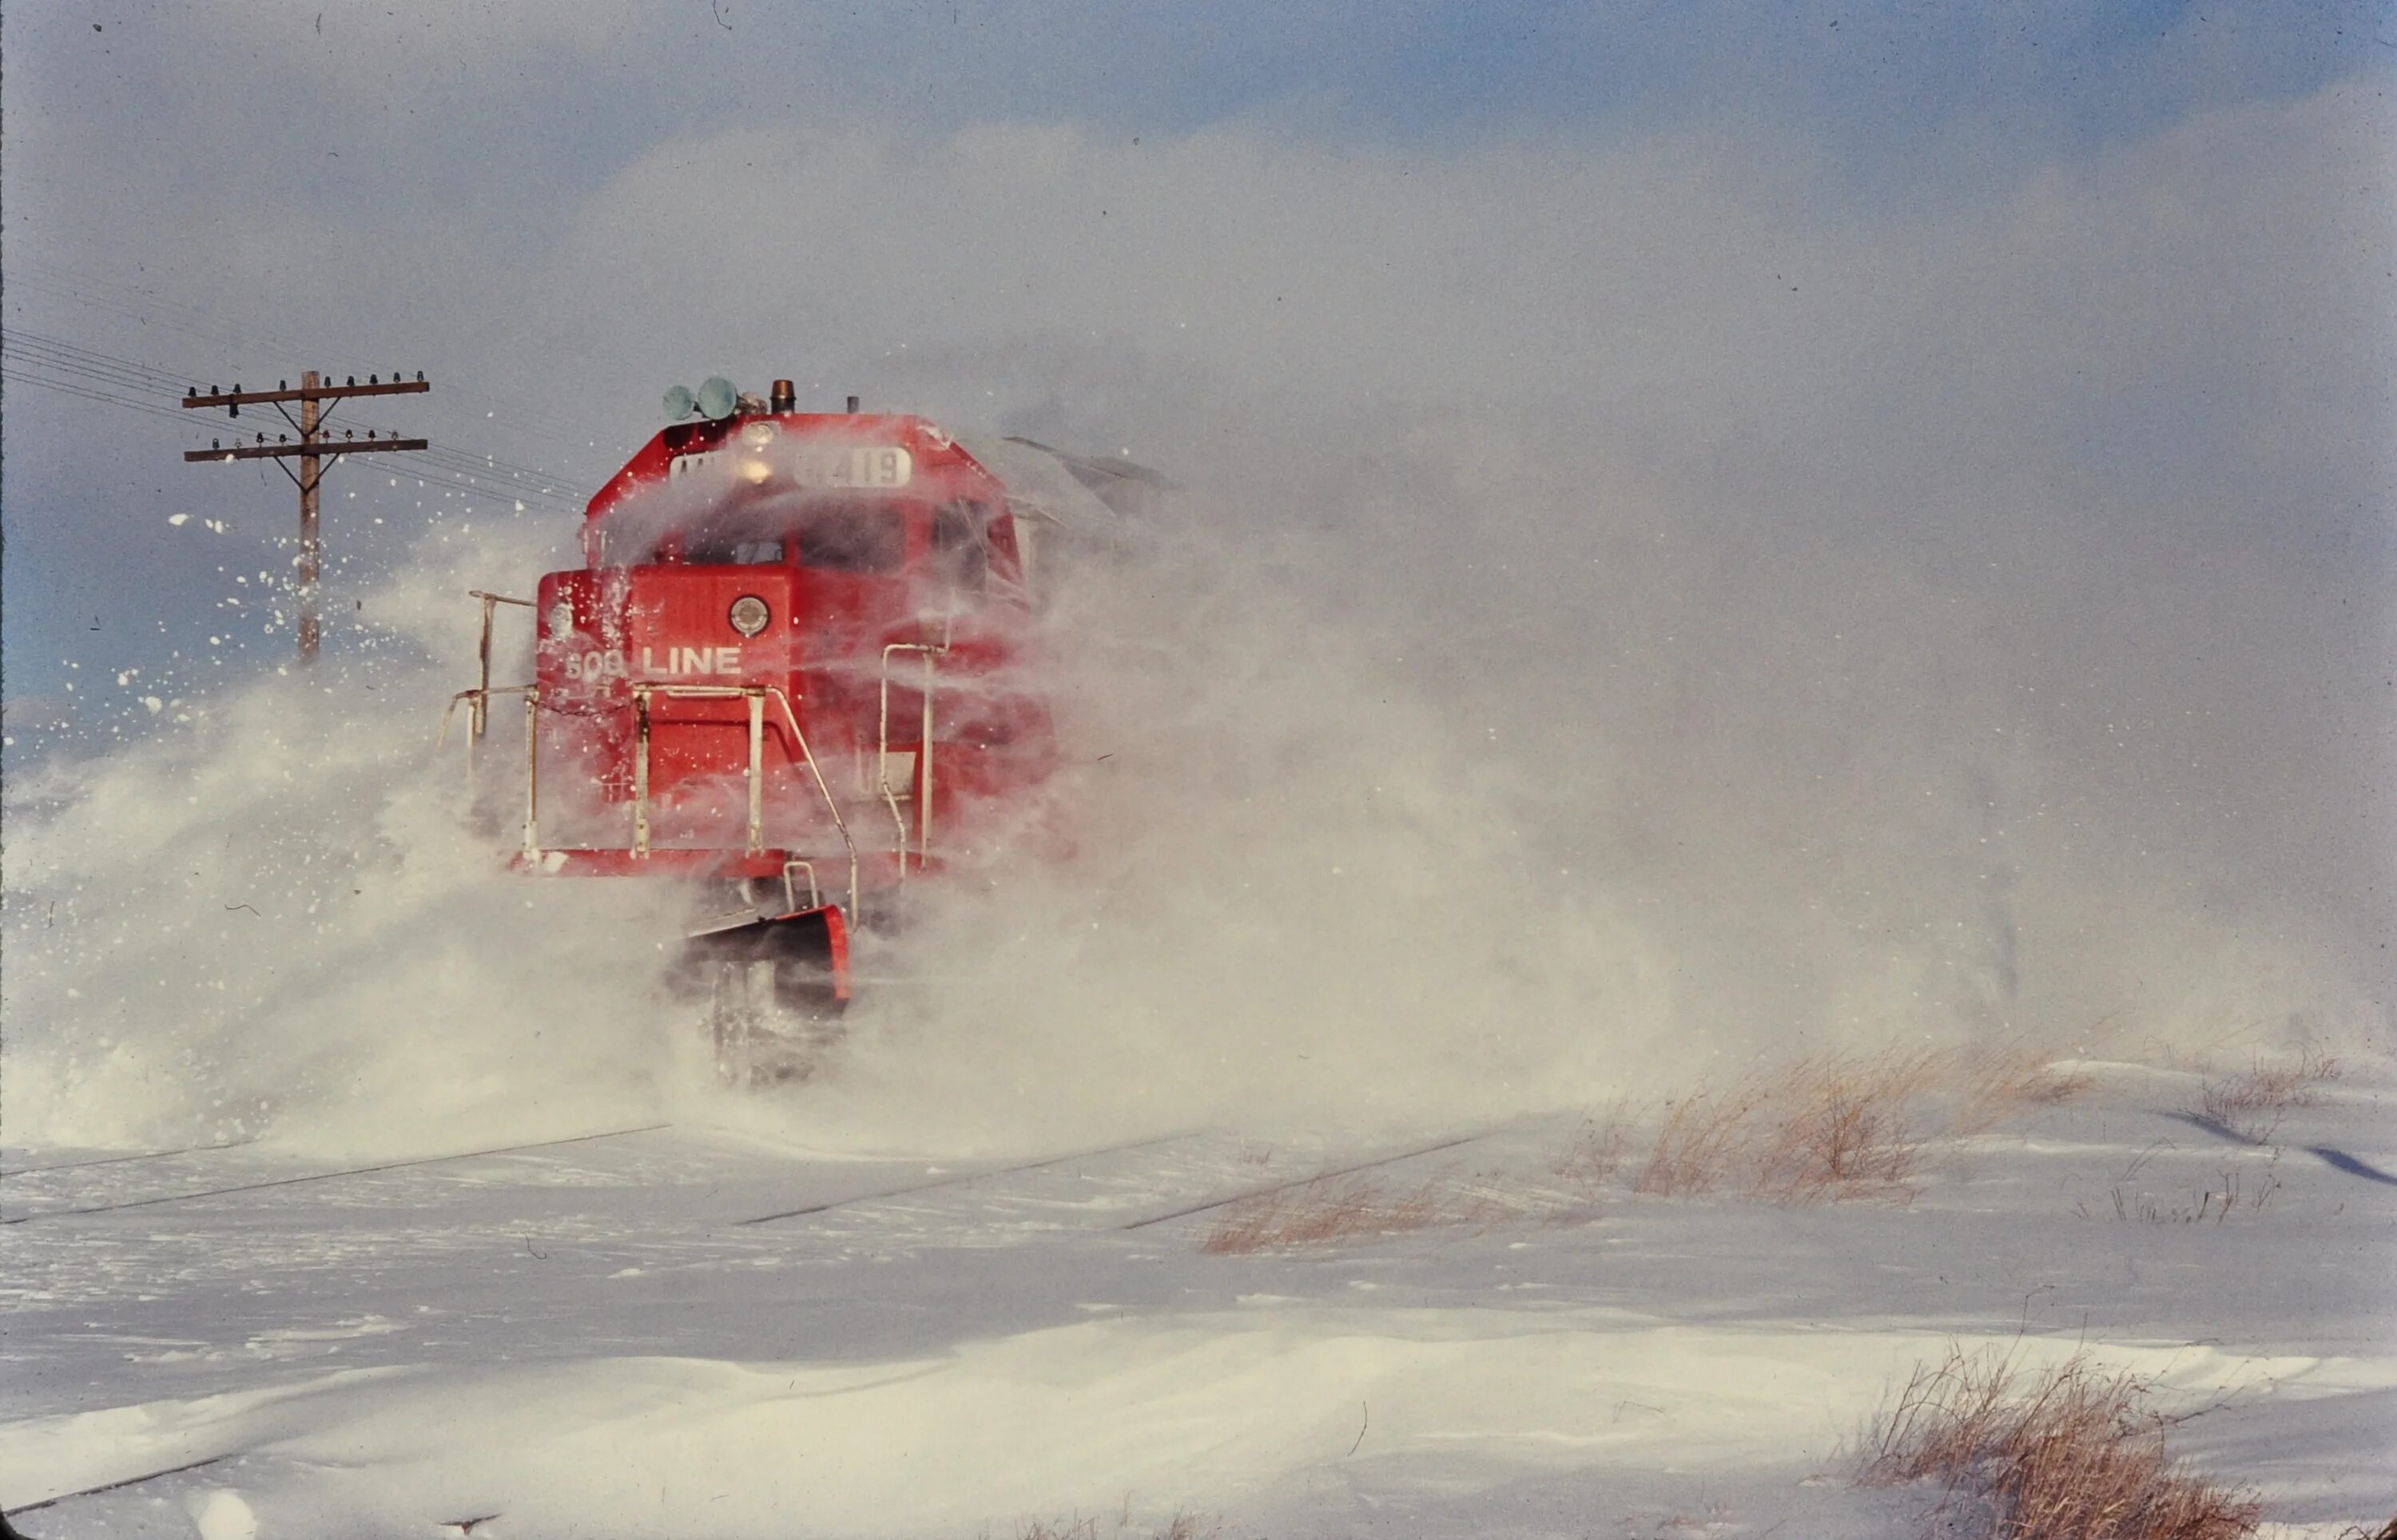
[618, 498, 910, 574]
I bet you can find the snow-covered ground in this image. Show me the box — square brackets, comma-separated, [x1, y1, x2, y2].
[3, 493, 2390, 1538]
[4, 1056, 2391, 1538]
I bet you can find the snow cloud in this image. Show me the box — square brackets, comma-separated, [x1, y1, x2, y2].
[3, 7, 2390, 1149]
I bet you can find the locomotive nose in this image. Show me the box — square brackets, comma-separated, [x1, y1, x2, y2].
[619, 566, 797, 681]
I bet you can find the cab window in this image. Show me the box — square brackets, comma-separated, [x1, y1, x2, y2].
[682, 535, 785, 566]
[931, 500, 989, 593]
[797, 503, 907, 574]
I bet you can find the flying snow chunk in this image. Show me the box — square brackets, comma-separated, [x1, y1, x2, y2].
[144, 696, 165, 713]
[168, 513, 191, 526]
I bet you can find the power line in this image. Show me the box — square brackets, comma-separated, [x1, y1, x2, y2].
[6, 324, 596, 511]
[2, 330, 188, 393]
[7, 364, 592, 520]
[6, 262, 615, 462]
[1, 366, 217, 433]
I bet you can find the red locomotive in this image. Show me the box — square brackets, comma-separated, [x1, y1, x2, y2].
[448, 377, 1144, 1080]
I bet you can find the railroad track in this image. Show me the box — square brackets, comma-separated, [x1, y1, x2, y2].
[0, 1123, 673, 1225]
[733, 1129, 1203, 1225]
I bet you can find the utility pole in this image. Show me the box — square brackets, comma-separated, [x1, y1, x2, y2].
[182, 370, 431, 662]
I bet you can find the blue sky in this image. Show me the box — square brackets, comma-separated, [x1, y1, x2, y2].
[9, 2, 2387, 236]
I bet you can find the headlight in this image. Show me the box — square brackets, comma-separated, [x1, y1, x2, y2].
[728, 595, 770, 637]
[547, 601, 575, 637]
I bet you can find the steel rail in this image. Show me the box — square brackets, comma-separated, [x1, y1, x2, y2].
[736, 1130, 1198, 1226]
[0, 1138, 258, 1180]
[1, 1123, 671, 1226]
[1116, 1127, 1508, 1232]
[3, 1456, 232, 1518]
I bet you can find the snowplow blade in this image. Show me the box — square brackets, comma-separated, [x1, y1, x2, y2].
[683, 905, 851, 1011]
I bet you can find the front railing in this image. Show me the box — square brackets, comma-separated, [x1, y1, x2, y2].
[440, 680, 864, 922]
[442, 593, 965, 919]
[464, 590, 535, 743]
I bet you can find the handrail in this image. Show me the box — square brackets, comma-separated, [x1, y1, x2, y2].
[465, 590, 535, 742]
[763, 688, 861, 922]
[630, 691, 651, 853]
[878, 640, 951, 879]
[781, 859, 821, 913]
[523, 689, 541, 852]
[439, 683, 541, 839]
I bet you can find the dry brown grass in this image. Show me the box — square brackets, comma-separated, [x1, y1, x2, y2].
[1193, 1041, 2110, 1252]
[1755, 1051, 1942, 1202]
[1620, 1050, 1945, 1205]
[2195, 1047, 2342, 1144]
[1951, 1042, 2097, 1137]
[1616, 1042, 2118, 1206]
[1858, 1348, 2259, 1540]
[1200, 1171, 1469, 1254]
[2096, 1164, 2280, 1226]
[1632, 1081, 1774, 1198]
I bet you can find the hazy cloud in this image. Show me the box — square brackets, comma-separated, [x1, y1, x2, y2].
[5, 7, 2390, 1086]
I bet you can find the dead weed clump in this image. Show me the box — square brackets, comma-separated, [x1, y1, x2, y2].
[2097, 1165, 2280, 1226]
[1858, 1348, 2260, 1540]
[1623, 1051, 1941, 1205]
[1755, 1051, 1941, 1203]
[2195, 1047, 2343, 1144]
[1605, 1042, 2113, 1207]
[1199, 1173, 1467, 1254]
[1632, 1082, 1772, 1198]
[1951, 1042, 2097, 1136]
[1200, 1038, 2115, 1248]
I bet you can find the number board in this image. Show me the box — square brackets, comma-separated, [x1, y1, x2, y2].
[669, 445, 913, 489]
